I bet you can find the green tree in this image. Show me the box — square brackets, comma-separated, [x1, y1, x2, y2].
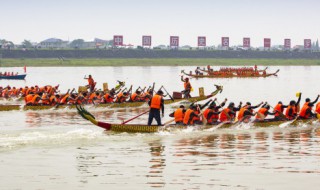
[22, 40, 33, 48]
[70, 39, 85, 48]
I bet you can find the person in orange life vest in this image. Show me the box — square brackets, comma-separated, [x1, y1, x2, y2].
[41, 93, 50, 105]
[303, 95, 319, 107]
[190, 99, 213, 125]
[28, 93, 41, 106]
[84, 75, 96, 92]
[204, 98, 227, 124]
[237, 102, 263, 123]
[169, 105, 186, 124]
[142, 88, 153, 102]
[115, 91, 129, 103]
[273, 101, 288, 120]
[148, 90, 164, 126]
[255, 103, 275, 121]
[316, 101, 320, 115]
[183, 105, 203, 125]
[219, 102, 242, 122]
[181, 76, 192, 98]
[102, 88, 119, 103]
[130, 90, 142, 102]
[299, 103, 316, 119]
[284, 100, 299, 120]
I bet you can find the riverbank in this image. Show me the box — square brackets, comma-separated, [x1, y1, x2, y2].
[1, 58, 320, 67]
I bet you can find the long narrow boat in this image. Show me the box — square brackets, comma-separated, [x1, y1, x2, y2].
[0, 74, 27, 80]
[181, 69, 279, 78]
[76, 105, 318, 133]
[0, 85, 223, 111]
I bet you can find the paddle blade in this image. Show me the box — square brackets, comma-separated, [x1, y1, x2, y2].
[296, 92, 301, 97]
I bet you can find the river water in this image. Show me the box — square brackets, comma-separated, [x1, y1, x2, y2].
[0, 66, 320, 190]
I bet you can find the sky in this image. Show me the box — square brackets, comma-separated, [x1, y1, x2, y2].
[1, 0, 319, 47]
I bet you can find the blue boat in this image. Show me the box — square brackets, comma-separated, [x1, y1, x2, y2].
[0, 74, 27, 80]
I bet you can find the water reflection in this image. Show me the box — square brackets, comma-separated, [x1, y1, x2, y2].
[171, 128, 320, 174]
[147, 140, 166, 188]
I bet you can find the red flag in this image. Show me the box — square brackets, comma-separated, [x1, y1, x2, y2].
[24, 66, 26, 73]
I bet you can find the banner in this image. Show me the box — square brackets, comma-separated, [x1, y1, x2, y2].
[284, 39, 291, 49]
[221, 37, 229, 47]
[243, 38, 250, 48]
[304, 39, 311, 49]
[170, 36, 179, 47]
[198, 36, 206, 46]
[142, 36, 152, 46]
[264, 38, 271, 48]
[113, 35, 123, 46]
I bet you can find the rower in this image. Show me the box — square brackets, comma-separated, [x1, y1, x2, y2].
[169, 105, 186, 124]
[84, 75, 96, 92]
[219, 102, 242, 122]
[203, 98, 227, 124]
[299, 103, 316, 119]
[303, 95, 319, 107]
[273, 101, 288, 120]
[181, 76, 192, 98]
[191, 99, 213, 124]
[255, 103, 275, 121]
[183, 105, 201, 125]
[285, 100, 299, 120]
[130, 90, 142, 102]
[315, 102, 320, 119]
[115, 91, 129, 103]
[148, 90, 164, 126]
[237, 102, 263, 123]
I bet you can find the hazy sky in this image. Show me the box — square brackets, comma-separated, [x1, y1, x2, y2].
[1, 0, 319, 47]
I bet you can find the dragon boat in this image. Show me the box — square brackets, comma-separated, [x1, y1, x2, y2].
[181, 69, 279, 78]
[0, 85, 223, 111]
[76, 105, 319, 133]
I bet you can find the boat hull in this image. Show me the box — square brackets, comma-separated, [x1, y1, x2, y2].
[0, 74, 26, 80]
[98, 118, 317, 133]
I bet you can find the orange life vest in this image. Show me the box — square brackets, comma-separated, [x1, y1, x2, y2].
[220, 108, 231, 122]
[237, 106, 248, 120]
[25, 94, 34, 104]
[285, 105, 296, 120]
[183, 109, 194, 125]
[174, 108, 184, 123]
[184, 81, 191, 90]
[316, 102, 320, 114]
[130, 93, 138, 101]
[88, 78, 94, 86]
[60, 94, 69, 104]
[299, 104, 311, 118]
[203, 108, 219, 123]
[150, 95, 162, 109]
[256, 107, 267, 119]
[274, 104, 284, 116]
[41, 94, 50, 105]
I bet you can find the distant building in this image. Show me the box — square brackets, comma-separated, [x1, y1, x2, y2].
[38, 38, 68, 49]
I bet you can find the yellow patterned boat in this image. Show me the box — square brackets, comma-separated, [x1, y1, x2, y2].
[76, 105, 318, 133]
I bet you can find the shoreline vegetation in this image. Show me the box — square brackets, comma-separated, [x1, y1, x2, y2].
[0, 58, 320, 67]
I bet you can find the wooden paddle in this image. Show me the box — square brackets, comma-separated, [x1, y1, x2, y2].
[163, 118, 175, 126]
[161, 85, 174, 102]
[122, 110, 150, 124]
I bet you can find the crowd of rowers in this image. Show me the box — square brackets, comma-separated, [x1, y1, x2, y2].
[195, 65, 267, 76]
[0, 84, 158, 106]
[169, 93, 320, 125]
